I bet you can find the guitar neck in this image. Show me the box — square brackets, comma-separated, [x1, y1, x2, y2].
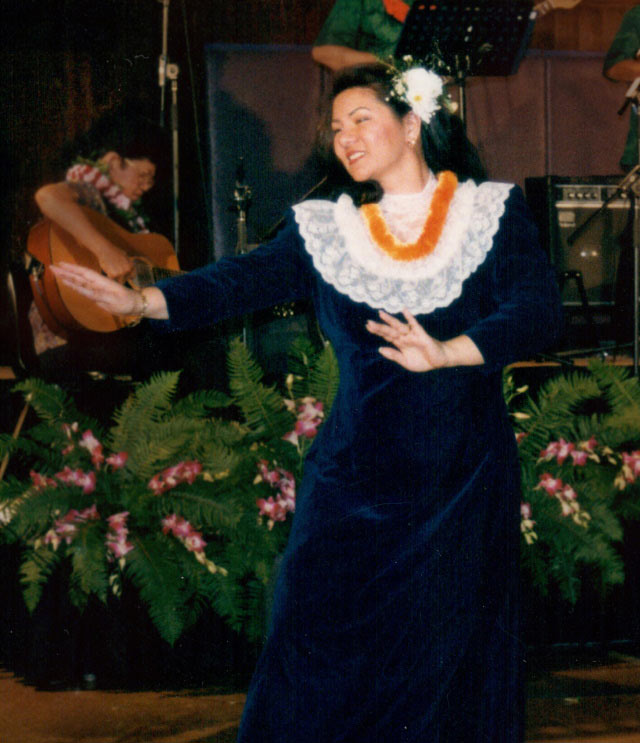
[153, 266, 183, 282]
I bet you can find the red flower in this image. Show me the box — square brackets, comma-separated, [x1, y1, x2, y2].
[79, 430, 104, 467]
[30, 470, 58, 491]
[148, 460, 202, 494]
[106, 451, 128, 470]
[55, 466, 97, 495]
[536, 473, 563, 496]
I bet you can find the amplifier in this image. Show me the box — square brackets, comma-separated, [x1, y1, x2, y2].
[525, 176, 631, 306]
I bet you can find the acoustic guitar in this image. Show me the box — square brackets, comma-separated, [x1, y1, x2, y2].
[27, 206, 180, 335]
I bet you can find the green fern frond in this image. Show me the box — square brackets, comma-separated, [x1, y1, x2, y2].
[109, 372, 180, 453]
[515, 370, 604, 457]
[70, 527, 109, 604]
[307, 342, 339, 413]
[227, 338, 291, 438]
[122, 418, 209, 479]
[589, 360, 640, 417]
[20, 548, 60, 612]
[13, 378, 77, 426]
[124, 535, 187, 645]
[171, 389, 232, 418]
[159, 489, 243, 533]
[287, 335, 322, 397]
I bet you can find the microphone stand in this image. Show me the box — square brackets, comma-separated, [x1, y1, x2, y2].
[168, 62, 180, 254]
[232, 160, 252, 346]
[157, 0, 170, 128]
[156, 0, 180, 255]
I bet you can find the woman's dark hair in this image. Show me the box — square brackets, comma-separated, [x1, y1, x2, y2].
[317, 63, 487, 204]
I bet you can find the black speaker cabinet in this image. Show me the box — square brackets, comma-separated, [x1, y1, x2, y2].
[525, 176, 631, 306]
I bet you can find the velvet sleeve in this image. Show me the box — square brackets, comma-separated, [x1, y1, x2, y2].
[464, 186, 564, 371]
[148, 211, 313, 334]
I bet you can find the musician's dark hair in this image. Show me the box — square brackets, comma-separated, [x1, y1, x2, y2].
[58, 100, 171, 179]
[317, 64, 487, 205]
[57, 99, 172, 231]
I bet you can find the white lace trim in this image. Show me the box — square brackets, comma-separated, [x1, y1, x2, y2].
[293, 180, 513, 315]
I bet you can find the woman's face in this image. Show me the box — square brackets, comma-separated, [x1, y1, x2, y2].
[107, 156, 156, 201]
[331, 86, 416, 193]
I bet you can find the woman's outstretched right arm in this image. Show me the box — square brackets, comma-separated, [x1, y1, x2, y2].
[50, 262, 169, 320]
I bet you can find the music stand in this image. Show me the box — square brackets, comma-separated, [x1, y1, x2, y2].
[395, 1, 537, 122]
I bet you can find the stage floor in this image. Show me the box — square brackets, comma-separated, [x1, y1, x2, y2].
[3, 649, 640, 742]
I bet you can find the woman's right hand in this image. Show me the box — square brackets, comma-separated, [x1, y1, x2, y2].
[50, 262, 142, 316]
[51, 262, 170, 320]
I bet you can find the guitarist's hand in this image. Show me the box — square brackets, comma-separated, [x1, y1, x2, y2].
[51, 262, 169, 320]
[93, 242, 134, 282]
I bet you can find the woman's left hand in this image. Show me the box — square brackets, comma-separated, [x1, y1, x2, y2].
[366, 310, 450, 372]
[366, 309, 485, 372]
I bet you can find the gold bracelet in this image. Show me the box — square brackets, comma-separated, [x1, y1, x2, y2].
[126, 289, 148, 327]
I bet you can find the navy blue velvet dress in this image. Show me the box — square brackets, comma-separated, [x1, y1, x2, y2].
[152, 184, 563, 742]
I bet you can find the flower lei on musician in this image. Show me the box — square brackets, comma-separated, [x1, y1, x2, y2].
[66, 157, 150, 234]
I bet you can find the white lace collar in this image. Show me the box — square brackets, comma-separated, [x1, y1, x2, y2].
[292, 179, 513, 315]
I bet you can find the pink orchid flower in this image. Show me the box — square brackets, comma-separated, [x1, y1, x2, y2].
[78, 504, 100, 521]
[184, 532, 207, 552]
[30, 470, 58, 491]
[537, 473, 563, 496]
[257, 496, 288, 522]
[55, 466, 97, 495]
[570, 450, 589, 466]
[107, 537, 135, 558]
[172, 518, 193, 539]
[294, 418, 320, 439]
[257, 460, 282, 485]
[107, 512, 129, 532]
[106, 451, 128, 470]
[579, 436, 598, 452]
[148, 461, 202, 494]
[161, 514, 180, 534]
[79, 430, 104, 467]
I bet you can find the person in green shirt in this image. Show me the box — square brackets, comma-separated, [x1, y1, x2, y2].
[312, 0, 416, 71]
[604, 5, 640, 171]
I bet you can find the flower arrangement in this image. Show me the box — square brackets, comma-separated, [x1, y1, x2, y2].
[505, 360, 640, 603]
[6, 333, 640, 644]
[0, 336, 338, 645]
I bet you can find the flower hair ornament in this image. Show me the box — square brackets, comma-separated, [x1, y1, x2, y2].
[383, 55, 458, 125]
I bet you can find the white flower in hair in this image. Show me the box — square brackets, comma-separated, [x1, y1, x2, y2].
[401, 68, 443, 124]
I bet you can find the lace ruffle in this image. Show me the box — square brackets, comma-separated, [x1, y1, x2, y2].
[293, 180, 512, 315]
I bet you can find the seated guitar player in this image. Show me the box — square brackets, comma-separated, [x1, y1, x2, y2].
[27, 104, 199, 380]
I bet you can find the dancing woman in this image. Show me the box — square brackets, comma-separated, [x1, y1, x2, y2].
[53, 62, 563, 741]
